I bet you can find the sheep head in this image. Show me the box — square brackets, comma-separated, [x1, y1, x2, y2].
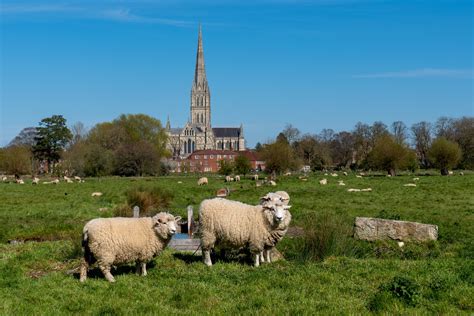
[152, 212, 182, 239]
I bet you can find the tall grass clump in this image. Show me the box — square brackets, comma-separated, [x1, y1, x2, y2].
[114, 186, 173, 217]
[294, 213, 367, 261]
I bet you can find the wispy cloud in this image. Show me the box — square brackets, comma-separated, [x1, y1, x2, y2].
[353, 68, 473, 79]
[0, 3, 193, 27]
[100, 9, 193, 27]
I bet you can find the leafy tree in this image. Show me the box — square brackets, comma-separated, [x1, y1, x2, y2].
[114, 141, 160, 176]
[352, 122, 372, 165]
[218, 159, 234, 176]
[0, 146, 32, 175]
[331, 131, 355, 168]
[294, 134, 331, 171]
[452, 117, 474, 169]
[84, 144, 114, 177]
[367, 135, 415, 176]
[261, 138, 298, 174]
[255, 142, 263, 152]
[276, 133, 289, 145]
[234, 154, 252, 175]
[33, 115, 72, 173]
[428, 137, 462, 175]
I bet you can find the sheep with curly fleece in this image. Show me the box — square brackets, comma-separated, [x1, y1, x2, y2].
[199, 197, 291, 267]
[197, 177, 208, 186]
[79, 212, 181, 282]
[258, 191, 291, 263]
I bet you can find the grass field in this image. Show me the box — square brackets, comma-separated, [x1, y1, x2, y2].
[1, 173, 473, 314]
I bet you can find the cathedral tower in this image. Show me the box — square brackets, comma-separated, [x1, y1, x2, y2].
[190, 25, 211, 127]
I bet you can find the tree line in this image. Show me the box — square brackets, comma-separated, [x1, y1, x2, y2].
[0, 114, 169, 177]
[258, 117, 473, 176]
[1, 115, 472, 177]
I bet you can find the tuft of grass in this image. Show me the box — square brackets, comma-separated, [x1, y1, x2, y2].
[114, 185, 174, 217]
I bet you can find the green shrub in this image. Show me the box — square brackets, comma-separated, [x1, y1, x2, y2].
[114, 186, 173, 217]
[384, 276, 421, 306]
[295, 213, 367, 261]
[367, 290, 396, 312]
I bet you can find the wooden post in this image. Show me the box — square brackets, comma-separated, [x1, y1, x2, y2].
[187, 205, 193, 238]
[133, 206, 140, 218]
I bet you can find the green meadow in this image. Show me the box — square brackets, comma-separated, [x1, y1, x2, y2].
[0, 173, 473, 314]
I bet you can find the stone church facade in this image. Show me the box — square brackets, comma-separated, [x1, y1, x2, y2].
[166, 26, 245, 159]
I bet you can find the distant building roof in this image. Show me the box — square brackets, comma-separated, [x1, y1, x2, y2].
[212, 127, 241, 138]
[189, 149, 238, 156]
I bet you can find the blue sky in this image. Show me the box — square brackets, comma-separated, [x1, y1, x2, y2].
[1, 0, 473, 147]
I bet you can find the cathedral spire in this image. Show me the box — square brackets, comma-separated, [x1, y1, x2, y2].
[190, 24, 211, 127]
[194, 24, 207, 87]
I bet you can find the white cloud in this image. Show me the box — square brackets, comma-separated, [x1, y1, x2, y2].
[353, 68, 473, 79]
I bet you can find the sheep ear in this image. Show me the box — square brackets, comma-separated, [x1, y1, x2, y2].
[284, 205, 292, 210]
[174, 216, 182, 222]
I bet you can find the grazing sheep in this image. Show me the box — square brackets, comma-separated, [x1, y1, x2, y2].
[80, 212, 181, 282]
[252, 174, 259, 181]
[16, 179, 25, 184]
[359, 172, 366, 176]
[2, 176, 8, 182]
[52, 179, 60, 184]
[347, 188, 360, 192]
[343, 172, 348, 176]
[324, 173, 328, 176]
[361, 188, 372, 192]
[459, 172, 464, 176]
[91, 192, 103, 197]
[178, 181, 183, 184]
[197, 177, 208, 186]
[74, 176, 82, 181]
[448, 171, 454, 175]
[319, 179, 327, 185]
[269, 180, 276, 186]
[331, 173, 338, 177]
[413, 177, 420, 181]
[338, 181, 346, 186]
[284, 172, 292, 176]
[404, 183, 417, 187]
[199, 197, 291, 267]
[356, 175, 363, 178]
[225, 176, 233, 182]
[216, 188, 230, 197]
[32, 177, 40, 185]
[235, 175, 241, 182]
[397, 241, 405, 248]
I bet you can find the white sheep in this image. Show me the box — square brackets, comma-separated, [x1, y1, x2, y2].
[319, 179, 327, 185]
[197, 177, 208, 186]
[199, 197, 291, 267]
[52, 179, 59, 184]
[74, 176, 82, 181]
[258, 191, 291, 263]
[2, 176, 8, 182]
[448, 171, 454, 175]
[91, 192, 103, 197]
[356, 175, 363, 178]
[338, 181, 346, 186]
[361, 188, 372, 192]
[225, 176, 232, 182]
[235, 175, 241, 182]
[32, 177, 40, 185]
[269, 180, 276, 186]
[80, 212, 181, 282]
[347, 188, 361, 192]
[413, 177, 420, 181]
[331, 173, 338, 177]
[404, 183, 417, 187]
[459, 172, 464, 176]
[16, 179, 24, 184]
[343, 172, 348, 176]
[252, 174, 259, 181]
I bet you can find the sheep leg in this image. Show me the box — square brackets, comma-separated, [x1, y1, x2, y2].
[265, 248, 272, 263]
[99, 264, 115, 283]
[202, 249, 213, 267]
[79, 257, 88, 282]
[253, 253, 260, 267]
[259, 251, 265, 263]
[141, 262, 147, 276]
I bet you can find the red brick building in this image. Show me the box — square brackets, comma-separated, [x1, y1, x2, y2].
[173, 150, 265, 173]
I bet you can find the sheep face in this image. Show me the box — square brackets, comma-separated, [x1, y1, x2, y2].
[264, 203, 291, 223]
[152, 212, 182, 239]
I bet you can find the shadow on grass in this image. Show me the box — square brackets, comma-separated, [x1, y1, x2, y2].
[173, 249, 254, 266]
[72, 261, 157, 281]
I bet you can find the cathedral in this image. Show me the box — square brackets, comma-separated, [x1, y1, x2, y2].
[166, 26, 245, 159]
